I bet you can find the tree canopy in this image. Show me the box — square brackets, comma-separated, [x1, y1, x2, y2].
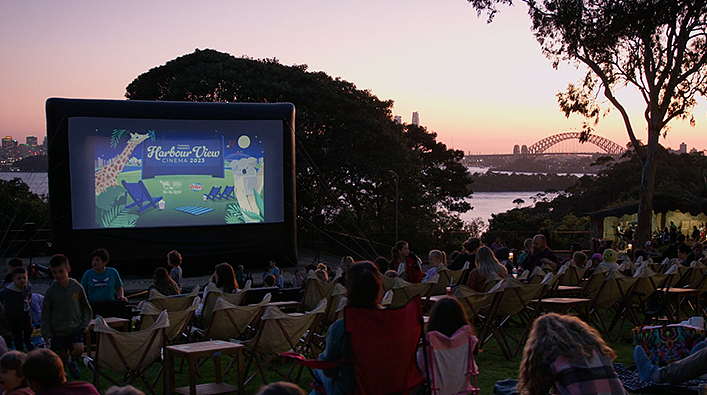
[468, 0, 707, 245]
[125, 49, 474, 256]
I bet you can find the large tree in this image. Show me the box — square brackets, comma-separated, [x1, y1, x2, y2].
[469, 0, 707, 245]
[125, 49, 473, 255]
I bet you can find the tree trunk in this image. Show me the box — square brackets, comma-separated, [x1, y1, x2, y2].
[636, 132, 660, 246]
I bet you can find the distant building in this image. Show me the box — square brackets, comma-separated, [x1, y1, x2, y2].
[411, 112, 420, 126]
[513, 145, 520, 155]
[394, 115, 402, 124]
[27, 135, 37, 148]
[521, 145, 528, 155]
[679, 142, 687, 154]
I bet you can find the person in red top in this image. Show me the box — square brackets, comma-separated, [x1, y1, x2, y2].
[390, 241, 423, 283]
[22, 349, 100, 395]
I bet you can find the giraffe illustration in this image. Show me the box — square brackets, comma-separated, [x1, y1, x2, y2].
[95, 132, 150, 195]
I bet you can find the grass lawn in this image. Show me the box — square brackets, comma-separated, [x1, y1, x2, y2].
[72, 309, 644, 395]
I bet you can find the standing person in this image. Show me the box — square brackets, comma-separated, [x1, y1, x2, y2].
[0, 268, 33, 351]
[518, 313, 626, 395]
[519, 234, 561, 272]
[423, 250, 445, 283]
[390, 241, 423, 283]
[80, 249, 126, 303]
[449, 238, 481, 271]
[466, 246, 508, 292]
[264, 259, 284, 288]
[41, 255, 92, 380]
[167, 250, 183, 291]
[692, 226, 700, 242]
[0, 351, 33, 395]
[23, 349, 100, 395]
[235, 265, 246, 289]
[3, 259, 23, 287]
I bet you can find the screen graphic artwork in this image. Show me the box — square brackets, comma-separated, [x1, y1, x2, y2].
[68, 118, 284, 230]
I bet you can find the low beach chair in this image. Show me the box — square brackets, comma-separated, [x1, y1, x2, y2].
[217, 185, 235, 200]
[148, 286, 200, 312]
[200, 280, 251, 327]
[122, 180, 162, 213]
[203, 186, 221, 201]
[140, 296, 199, 344]
[301, 270, 342, 311]
[383, 275, 438, 311]
[242, 299, 327, 386]
[92, 311, 169, 395]
[206, 294, 271, 341]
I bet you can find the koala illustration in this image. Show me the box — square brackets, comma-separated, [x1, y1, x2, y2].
[231, 157, 264, 216]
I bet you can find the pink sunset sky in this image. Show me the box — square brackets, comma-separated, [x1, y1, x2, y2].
[1, 0, 705, 154]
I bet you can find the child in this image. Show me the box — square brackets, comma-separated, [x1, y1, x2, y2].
[424, 250, 445, 282]
[23, 349, 99, 394]
[0, 268, 33, 351]
[41, 254, 92, 380]
[0, 351, 32, 395]
[291, 269, 304, 288]
[167, 250, 183, 291]
[81, 249, 126, 303]
[518, 313, 625, 395]
[314, 269, 328, 283]
[417, 297, 478, 395]
[3, 259, 23, 286]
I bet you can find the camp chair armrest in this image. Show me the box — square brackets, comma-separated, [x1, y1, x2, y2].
[280, 352, 347, 370]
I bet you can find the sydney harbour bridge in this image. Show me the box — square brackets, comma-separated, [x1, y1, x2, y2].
[463, 132, 627, 167]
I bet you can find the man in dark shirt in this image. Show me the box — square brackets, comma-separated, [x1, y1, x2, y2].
[519, 234, 561, 272]
[662, 233, 686, 260]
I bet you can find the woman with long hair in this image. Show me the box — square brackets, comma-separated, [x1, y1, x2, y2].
[151, 267, 180, 296]
[213, 263, 239, 294]
[418, 297, 478, 395]
[465, 246, 508, 292]
[311, 261, 383, 395]
[390, 241, 423, 283]
[518, 313, 625, 395]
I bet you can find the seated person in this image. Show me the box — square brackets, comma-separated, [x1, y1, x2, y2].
[149, 267, 180, 296]
[465, 246, 508, 292]
[635, 341, 707, 385]
[0, 350, 33, 395]
[23, 348, 100, 394]
[264, 274, 277, 287]
[598, 249, 620, 270]
[80, 249, 128, 319]
[572, 251, 588, 267]
[519, 314, 626, 395]
[311, 261, 383, 395]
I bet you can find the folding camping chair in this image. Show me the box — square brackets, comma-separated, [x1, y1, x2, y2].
[199, 280, 251, 327]
[218, 185, 235, 200]
[301, 270, 342, 311]
[140, 296, 200, 344]
[475, 278, 545, 360]
[91, 311, 169, 395]
[383, 275, 438, 310]
[431, 262, 470, 296]
[241, 299, 327, 385]
[420, 325, 479, 395]
[451, 284, 495, 322]
[588, 270, 638, 341]
[283, 296, 425, 395]
[122, 180, 162, 213]
[147, 286, 200, 312]
[579, 265, 610, 296]
[205, 294, 271, 341]
[203, 186, 221, 201]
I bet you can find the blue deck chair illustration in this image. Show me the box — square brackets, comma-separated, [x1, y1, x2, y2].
[217, 185, 235, 200]
[122, 180, 163, 213]
[204, 186, 221, 201]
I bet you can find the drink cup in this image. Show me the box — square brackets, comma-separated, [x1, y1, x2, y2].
[446, 287, 452, 296]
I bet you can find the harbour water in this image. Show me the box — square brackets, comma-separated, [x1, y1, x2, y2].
[0, 171, 541, 225]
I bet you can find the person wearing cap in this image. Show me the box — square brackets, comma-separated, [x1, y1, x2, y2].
[644, 240, 661, 259]
[598, 249, 619, 270]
